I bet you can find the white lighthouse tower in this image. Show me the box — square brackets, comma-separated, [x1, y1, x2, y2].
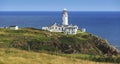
[62, 8, 68, 25]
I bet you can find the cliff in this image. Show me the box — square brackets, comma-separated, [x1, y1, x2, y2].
[0, 28, 119, 56]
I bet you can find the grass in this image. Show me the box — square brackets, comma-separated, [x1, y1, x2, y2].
[56, 53, 120, 63]
[0, 28, 93, 45]
[0, 48, 112, 64]
[0, 28, 51, 44]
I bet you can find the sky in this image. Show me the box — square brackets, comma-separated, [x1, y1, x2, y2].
[0, 0, 120, 11]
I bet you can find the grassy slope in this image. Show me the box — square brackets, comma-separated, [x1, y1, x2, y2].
[3, 28, 117, 54]
[0, 28, 120, 63]
[0, 48, 111, 64]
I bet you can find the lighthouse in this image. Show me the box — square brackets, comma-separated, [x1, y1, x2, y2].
[62, 8, 68, 25]
[42, 9, 79, 35]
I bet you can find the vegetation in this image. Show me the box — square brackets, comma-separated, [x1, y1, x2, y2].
[0, 48, 112, 64]
[0, 28, 120, 63]
[57, 53, 120, 63]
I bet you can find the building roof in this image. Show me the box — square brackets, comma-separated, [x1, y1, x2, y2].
[46, 22, 78, 29]
[65, 27, 76, 29]
[9, 25, 18, 27]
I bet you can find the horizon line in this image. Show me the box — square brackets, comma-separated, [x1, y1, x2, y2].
[0, 10, 120, 12]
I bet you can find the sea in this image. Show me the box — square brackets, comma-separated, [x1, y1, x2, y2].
[0, 11, 120, 50]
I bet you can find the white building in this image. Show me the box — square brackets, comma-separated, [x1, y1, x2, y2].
[81, 28, 86, 32]
[42, 9, 78, 35]
[9, 25, 19, 30]
[64, 25, 78, 34]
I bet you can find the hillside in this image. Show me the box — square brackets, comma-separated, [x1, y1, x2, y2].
[0, 28, 120, 63]
[0, 28, 118, 55]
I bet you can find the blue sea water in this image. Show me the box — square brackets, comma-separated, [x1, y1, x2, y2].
[0, 11, 120, 49]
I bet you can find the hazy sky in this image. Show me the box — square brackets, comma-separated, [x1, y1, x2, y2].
[0, 0, 120, 11]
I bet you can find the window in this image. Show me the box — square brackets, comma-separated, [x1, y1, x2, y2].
[62, 28, 63, 30]
[59, 28, 60, 30]
[72, 32, 75, 34]
[55, 27, 57, 29]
